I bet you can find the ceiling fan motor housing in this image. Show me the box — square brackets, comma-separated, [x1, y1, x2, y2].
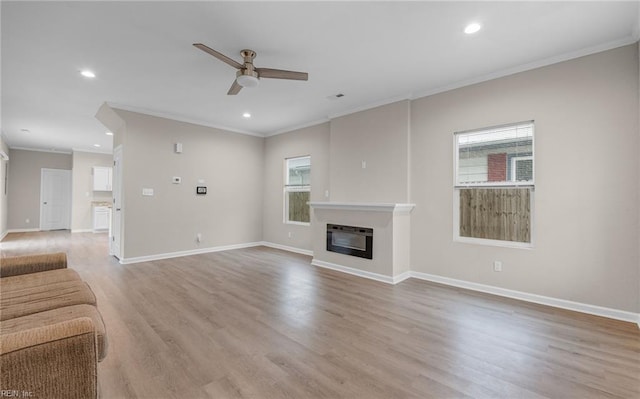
[237, 49, 259, 87]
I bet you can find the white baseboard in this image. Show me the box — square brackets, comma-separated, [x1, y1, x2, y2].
[393, 271, 412, 284]
[311, 258, 398, 284]
[409, 271, 640, 326]
[307, 257, 639, 326]
[0, 230, 7, 241]
[71, 229, 93, 233]
[6, 228, 40, 234]
[119, 242, 263, 264]
[260, 241, 313, 257]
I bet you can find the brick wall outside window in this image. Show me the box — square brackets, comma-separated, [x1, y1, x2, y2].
[487, 153, 507, 182]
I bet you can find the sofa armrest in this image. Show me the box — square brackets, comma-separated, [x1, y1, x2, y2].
[0, 252, 67, 277]
[0, 317, 98, 399]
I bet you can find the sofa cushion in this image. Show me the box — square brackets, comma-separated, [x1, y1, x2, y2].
[1, 304, 108, 361]
[0, 317, 98, 398]
[0, 252, 67, 277]
[0, 280, 97, 321]
[1, 269, 82, 292]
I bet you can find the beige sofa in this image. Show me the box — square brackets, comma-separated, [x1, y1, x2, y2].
[0, 252, 108, 399]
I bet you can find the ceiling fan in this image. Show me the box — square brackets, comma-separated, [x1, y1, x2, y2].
[193, 43, 309, 95]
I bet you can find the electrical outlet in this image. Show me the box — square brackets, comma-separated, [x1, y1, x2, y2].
[25, 218, 30, 224]
[493, 261, 502, 272]
[288, 232, 292, 238]
[196, 233, 202, 243]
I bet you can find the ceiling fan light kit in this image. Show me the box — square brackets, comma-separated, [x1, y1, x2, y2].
[193, 43, 308, 95]
[237, 71, 259, 88]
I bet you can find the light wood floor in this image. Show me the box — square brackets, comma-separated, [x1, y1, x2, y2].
[2, 231, 639, 398]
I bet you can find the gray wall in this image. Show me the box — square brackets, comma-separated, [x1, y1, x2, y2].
[0, 135, 9, 238]
[410, 44, 639, 313]
[71, 151, 113, 232]
[263, 123, 330, 250]
[7, 149, 72, 230]
[330, 100, 410, 203]
[110, 109, 264, 259]
[263, 43, 639, 314]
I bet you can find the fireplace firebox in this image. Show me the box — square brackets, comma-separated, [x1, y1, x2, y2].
[326, 224, 373, 259]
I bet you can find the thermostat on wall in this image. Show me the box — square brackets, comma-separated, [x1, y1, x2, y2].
[196, 186, 207, 195]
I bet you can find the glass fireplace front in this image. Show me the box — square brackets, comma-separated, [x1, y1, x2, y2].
[326, 224, 373, 259]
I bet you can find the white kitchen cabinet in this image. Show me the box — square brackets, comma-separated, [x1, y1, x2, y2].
[93, 166, 112, 191]
[93, 206, 111, 231]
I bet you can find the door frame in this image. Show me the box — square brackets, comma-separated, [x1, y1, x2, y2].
[111, 145, 123, 259]
[39, 168, 72, 231]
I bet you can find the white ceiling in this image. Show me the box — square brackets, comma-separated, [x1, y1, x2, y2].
[2, 1, 639, 154]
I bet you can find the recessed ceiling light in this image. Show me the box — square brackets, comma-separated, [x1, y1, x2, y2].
[105, 131, 113, 136]
[80, 70, 96, 78]
[464, 23, 482, 35]
[20, 129, 30, 133]
[93, 144, 101, 148]
[242, 112, 251, 118]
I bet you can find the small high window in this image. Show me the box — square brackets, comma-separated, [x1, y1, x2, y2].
[285, 156, 311, 225]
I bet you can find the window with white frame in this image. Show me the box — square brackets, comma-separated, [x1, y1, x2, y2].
[454, 121, 534, 245]
[285, 156, 311, 224]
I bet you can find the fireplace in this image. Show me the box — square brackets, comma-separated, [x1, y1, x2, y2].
[326, 224, 373, 259]
[311, 202, 415, 283]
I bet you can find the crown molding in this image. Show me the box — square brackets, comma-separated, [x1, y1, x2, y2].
[101, 36, 640, 144]
[265, 118, 330, 137]
[72, 148, 113, 155]
[9, 146, 72, 155]
[106, 102, 264, 138]
[411, 35, 639, 101]
[109, 36, 638, 141]
[327, 94, 410, 120]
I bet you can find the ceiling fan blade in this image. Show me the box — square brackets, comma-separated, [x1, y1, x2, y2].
[256, 68, 308, 81]
[227, 79, 242, 95]
[193, 43, 243, 69]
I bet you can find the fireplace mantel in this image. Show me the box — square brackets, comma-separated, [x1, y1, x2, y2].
[309, 202, 415, 214]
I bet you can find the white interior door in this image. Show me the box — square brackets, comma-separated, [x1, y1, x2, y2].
[40, 168, 71, 231]
[111, 145, 123, 258]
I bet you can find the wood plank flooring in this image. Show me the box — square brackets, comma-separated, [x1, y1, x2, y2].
[1, 231, 639, 398]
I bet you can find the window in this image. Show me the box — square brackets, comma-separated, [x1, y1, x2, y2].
[454, 121, 534, 246]
[285, 156, 311, 224]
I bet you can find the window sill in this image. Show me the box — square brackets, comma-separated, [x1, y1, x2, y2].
[285, 221, 311, 227]
[454, 236, 533, 249]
